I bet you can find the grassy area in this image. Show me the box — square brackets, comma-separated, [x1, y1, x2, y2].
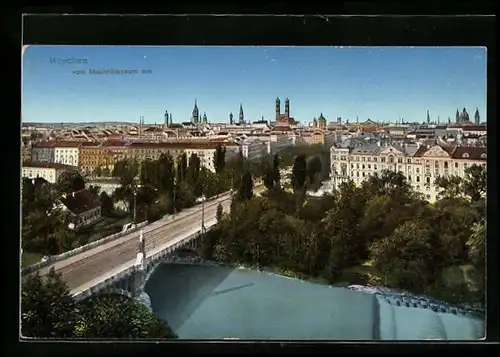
[21, 252, 43, 268]
[337, 261, 385, 286]
[76, 213, 132, 244]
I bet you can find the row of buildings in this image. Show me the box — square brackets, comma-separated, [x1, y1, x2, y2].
[330, 139, 486, 203]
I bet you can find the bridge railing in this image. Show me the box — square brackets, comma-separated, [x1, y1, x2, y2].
[22, 189, 236, 276]
[72, 218, 219, 300]
[21, 220, 148, 276]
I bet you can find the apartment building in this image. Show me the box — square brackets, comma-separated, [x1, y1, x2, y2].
[54, 142, 81, 167]
[22, 162, 76, 184]
[31, 141, 56, 163]
[300, 131, 325, 145]
[124, 141, 240, 173]
[330, 142, 486, 202]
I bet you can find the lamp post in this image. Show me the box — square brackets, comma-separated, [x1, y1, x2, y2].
[201, 194, 206, 234]
[133, 190, 137, 226]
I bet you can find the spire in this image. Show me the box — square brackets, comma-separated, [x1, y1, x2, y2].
[427, 110, 430, 124]
[164, 110, 169, 125]
[239, 103, 244, 124]
[276, 97, 280, 103]
[169, 113, 173, 126]
[474, 107, 480, 124]
[229, 112, 233, 125]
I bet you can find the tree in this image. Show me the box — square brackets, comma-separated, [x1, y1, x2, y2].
[236, 170, 254, 201]
[175, 153, 188, 184]
[56, 170, 86, 194]
[369, 220, 435, 292]
[306, 155, 322, 187]
[216, 203, 223, 223]
[187, 153, 201, 189]
[75, 294, 177, 338]
[291, 155, 307, 192]
[101, 167, 111, 177]
[462, 164, 487, 202]
[262, 162, 275, 190]
[21, 268, 78, 338]
[213, 145, 226, 173]
[99, 191, 114, 216]
[467, 220, 486, 269]
[272, 154, 281, 187]
[93, 166, 102, 177]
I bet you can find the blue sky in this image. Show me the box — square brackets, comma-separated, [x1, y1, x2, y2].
[22, 46, 487, 124]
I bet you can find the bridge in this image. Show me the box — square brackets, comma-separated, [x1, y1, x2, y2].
[22, 184, 266, 302]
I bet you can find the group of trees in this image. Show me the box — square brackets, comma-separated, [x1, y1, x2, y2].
[22, 269, 177, 339]
[21, 170, 117, 257]
[203, 163, 487, 307]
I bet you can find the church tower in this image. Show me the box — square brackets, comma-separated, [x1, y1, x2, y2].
[192, 99, 199, 123]
[474, 108, 480, 125]
[229, 112, 233, 125]
[169, 113, 173, 126]
[455, 109, 460, 124]
[239, 103, 244, 124]
[275, 97, 280, 121]
[203, 112, 208, 124]
[427, 110, 430, 124]
[164, 110, 169, 129]
[285, 98, 290, 119]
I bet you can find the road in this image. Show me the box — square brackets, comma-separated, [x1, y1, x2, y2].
[28, 185, 266, 293]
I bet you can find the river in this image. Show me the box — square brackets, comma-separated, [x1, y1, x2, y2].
[144, 262, 485, 340]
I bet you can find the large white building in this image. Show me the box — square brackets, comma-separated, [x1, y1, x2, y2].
[22, 162, 76, 184]
[31, 141, 81, 167]
[330, 141, 486, 202]
[54, 142, 80, 167]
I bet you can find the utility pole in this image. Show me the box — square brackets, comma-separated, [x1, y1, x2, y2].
[133, 190, 137, 225]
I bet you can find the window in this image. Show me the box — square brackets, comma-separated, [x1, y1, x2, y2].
[381, 157, 386, 163]
[481, 153, 487, 159]
[362, 172, 365, 177]
[426, 194, 431, 200]
[455, 162, 459, 168]
[351, 164, 354, 169]
[416, 185, 420, 191]
[362, 164, 365, 170]
[416, 168, 420, 174]
[373, 157, 378, 162]
[389, 157, 394, 164]
[408, 175, 412, 182]
[435, 161, 439, 167]
[374, 165, 377, 170]
[356, 171, 360, 177]
[368, 164, 371, 169]
[416, 176, 420, 183]
[426, 177, 430, 184]
[407, 158, 411, 164]
[398, 158, 403, 163]
[444, 161, 448, 169]
[462, 153, 470, 159]
[357, 164, 360, 169]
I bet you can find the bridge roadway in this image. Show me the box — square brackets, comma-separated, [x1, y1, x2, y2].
[30, 184, 265, 294]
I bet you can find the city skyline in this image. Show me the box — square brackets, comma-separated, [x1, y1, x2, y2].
[22, 46, 487, 124]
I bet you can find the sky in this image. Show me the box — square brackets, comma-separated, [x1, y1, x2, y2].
[22, 46, 487, 124]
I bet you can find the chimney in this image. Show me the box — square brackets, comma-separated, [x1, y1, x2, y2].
[376, 141, 381, 147]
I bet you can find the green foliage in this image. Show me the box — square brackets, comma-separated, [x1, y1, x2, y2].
[205, 164, 486, 307]
[21, 269, 177, 339]
[99, 191, 114, 217]
[75, 294, 177, 339]
[213, 145, 226, 173]
[56, 170, 86, 194]
[235, 170, 254, 201]
[291, 154, 307, 192]
[21, 268, 77, 338]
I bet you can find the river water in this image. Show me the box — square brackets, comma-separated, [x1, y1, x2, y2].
[144, 263, 485, 340]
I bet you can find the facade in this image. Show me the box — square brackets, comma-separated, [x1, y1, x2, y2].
[54, 142, 81, 167]
[22, 162, 76, 184]
[301, 131, 325, 145]
[79, 142, 108, 174]
[31, 141, 56, 163]
[330, 142, 486, 202]
[59, 189, 102, 228]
